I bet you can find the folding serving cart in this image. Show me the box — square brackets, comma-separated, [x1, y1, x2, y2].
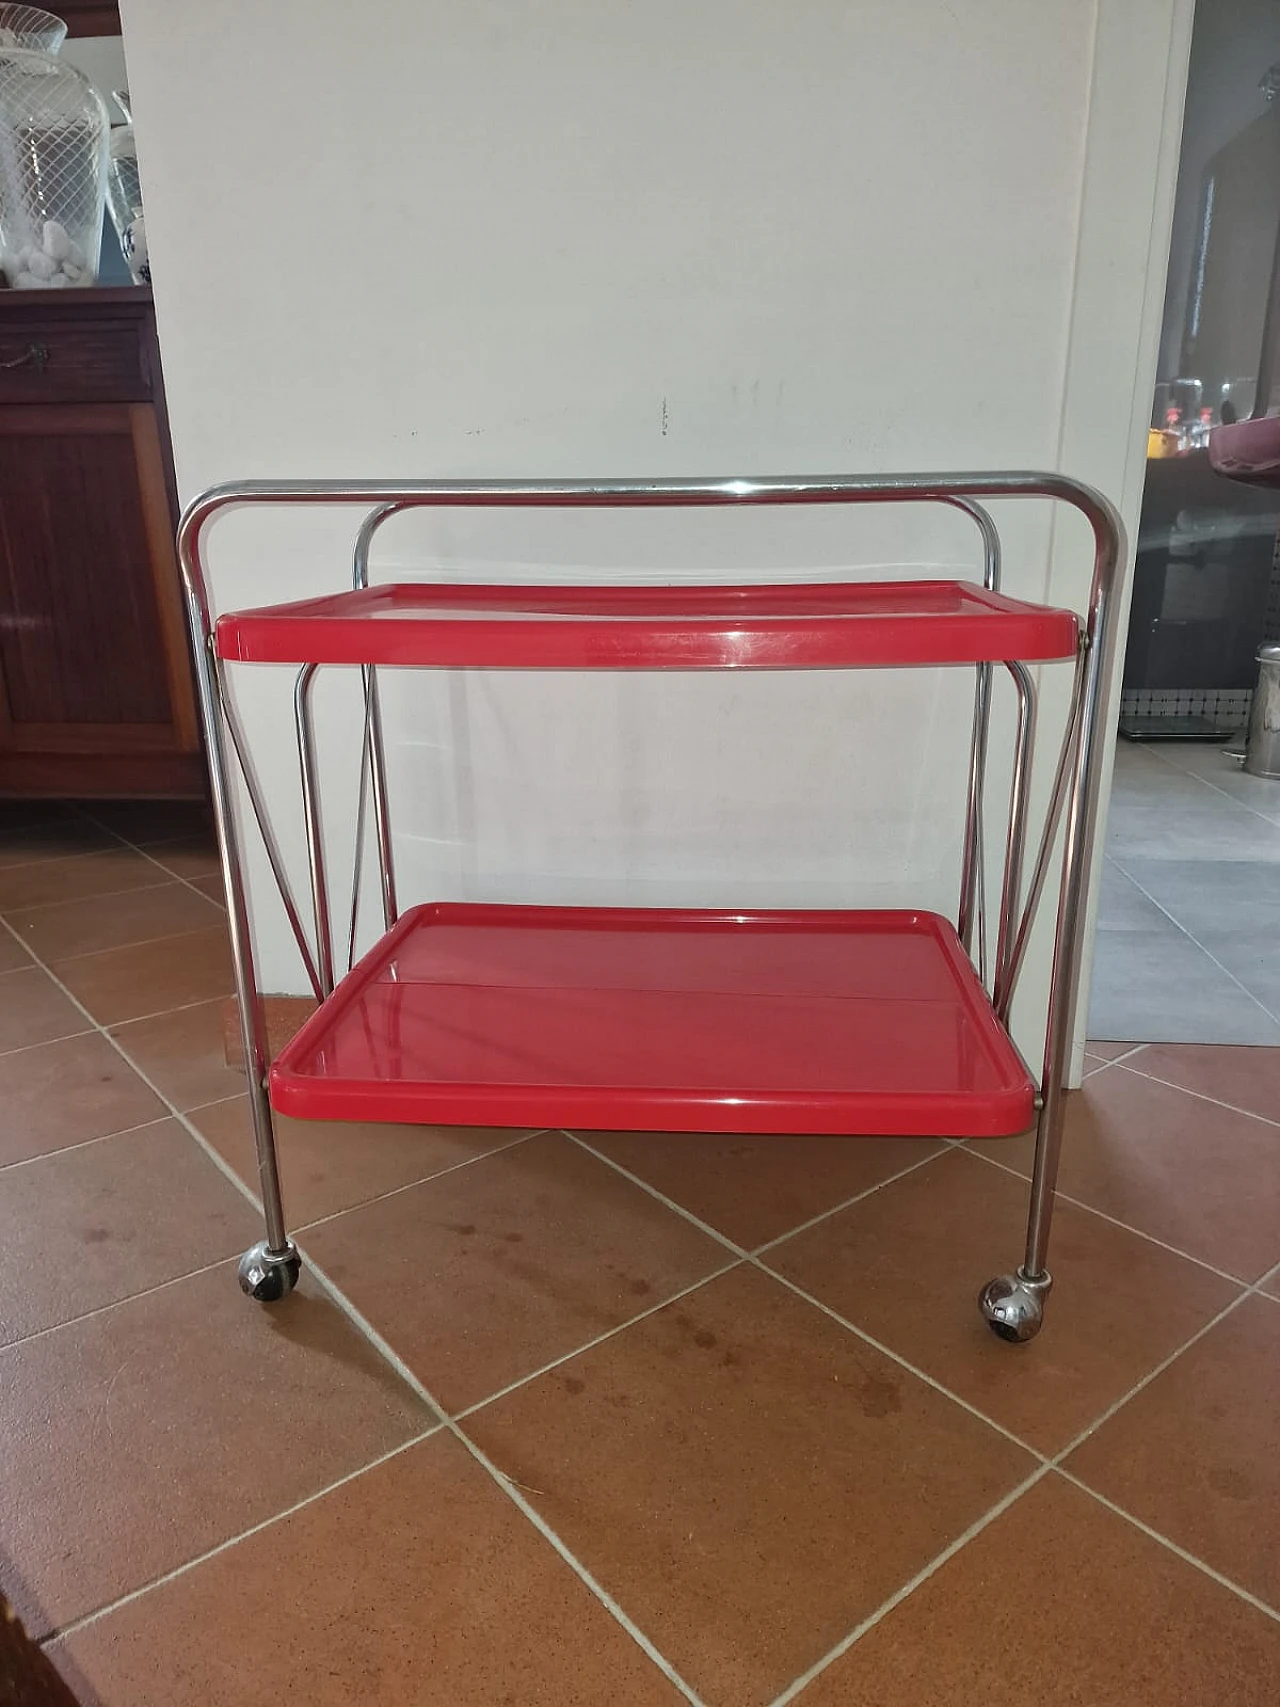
[179, 473, 1122, 1344]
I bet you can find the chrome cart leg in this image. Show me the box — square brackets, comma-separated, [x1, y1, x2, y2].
[182, 598, 299, 1303]
[295, 663, 336, 994]
[982, 559, 1118, 1343]
[352, 504, 403, 931]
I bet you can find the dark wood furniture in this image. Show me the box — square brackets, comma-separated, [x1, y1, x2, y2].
[0, 287, 203, 797]
[1124, 451, 1279, 696]
[57, 0, 121, 37]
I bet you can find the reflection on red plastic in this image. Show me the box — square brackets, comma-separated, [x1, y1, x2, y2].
[217, 580, 1078, 671]
[270, 904, 1035, 1138]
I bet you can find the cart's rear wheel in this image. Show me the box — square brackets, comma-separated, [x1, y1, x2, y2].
[238, 1240, 301, 1303]
[979, 1268, 1051, 1343]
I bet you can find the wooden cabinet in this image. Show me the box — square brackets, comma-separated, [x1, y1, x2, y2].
[0, 288, 203, 797]
[56, 1, 122, 36]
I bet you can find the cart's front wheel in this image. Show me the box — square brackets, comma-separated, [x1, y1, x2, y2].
[238, 1240, 301, 1303]
[979, 1268, 1051, 1343]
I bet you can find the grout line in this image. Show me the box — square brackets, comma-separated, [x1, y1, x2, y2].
[0, 858, 170, 894]
[766, 1465, 1052, 1706]
[103, 991, 239, 1032]
[751, 1146, 951, 1256]
[561, 1132, 749, 1257]
[0, 1022, 97, 1059]
[49, 1425, 443, 1643]
[293, 1249, 447, 1414]
[450, 1259, 743, 1424]
[1112, 1057, 1280, 1136]
[0, 1113, 177, 1176]
[456, 1430, 710, 1705]
[80, 810, 229, 913]
[564, 1129, 951, 1265]
[0, 915, 270, 1228]
[1143, 741, 1280, 833]
[44, 919, 231, 972]
[1084, 1042, 1148, 1072]
[755, 1260, 1048, 1462]
[960, 1145, 1249, 1286]
[1048, 1287, 1253, 1463]
[1055, 1468, 1280, 1626]
[1109, 855, 1280, 1030]
[0, 1254, 237, 1354]
[291, 1129, 548, 1233]
[3, 873, 195, 924]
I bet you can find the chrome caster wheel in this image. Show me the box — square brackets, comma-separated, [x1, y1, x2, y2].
[979, 1268, 1051, 1344]
[238, 1240, 301, 1303]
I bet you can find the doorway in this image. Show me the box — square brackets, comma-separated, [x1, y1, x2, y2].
[1090, 0, 1280, 1044]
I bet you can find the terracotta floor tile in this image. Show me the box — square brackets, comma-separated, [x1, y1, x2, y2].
[798, 1474, 1280, 1706]
[190, 873, 225, 905]
[980, 1067, 1280, 1281]
[0, 1264, 434, 1636]
[582, 1129, 942, 1249]
[466, 1265, 1033, 1707]
[0, 819, 114, 871]
[86, 801, 212, 846]
[766, 1148, 1239, 1454]
[303, 1131, 728, 1412]
[9, 881, 223, 963]
[110, 999, 246, 1111]
[0, 1120, 260, 1346]
[1124, 1042, 1280, 1127]
[53, 926, 233, 1025]
[0, 800, 81, 835]
[0, 966, 91, 1053]
[0, 847, 169, 911]
[0, 1032, 166, 1167]
[1067, 1293, 1280, 1609]
[141, 835, 221, 881]
[1084, 1040, 1144, 1062]
[190, 1094, 537, 1226]
[0, 927, 33, 972]
[53, 1433, 686, 1707]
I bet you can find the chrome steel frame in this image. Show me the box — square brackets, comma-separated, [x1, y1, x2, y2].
[294, 663, 335, 996]
[177, 472, 1123, 1328]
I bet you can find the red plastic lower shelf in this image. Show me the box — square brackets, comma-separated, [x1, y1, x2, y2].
[270, 904, 1035, 1138]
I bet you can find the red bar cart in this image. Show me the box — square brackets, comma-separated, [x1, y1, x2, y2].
[178, 472, 1123, 1343]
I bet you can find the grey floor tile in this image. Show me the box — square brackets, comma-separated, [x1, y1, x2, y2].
[1095, 740, 1280, 1044]
[1152, 743, 1280, 826]
[1117, 858, 1280, 942]
[1105, 789, 1280, 862]
[1195, 929, 1280, 1021]
[1096, 859, 1170, 934]
[1088, 921, 1280, 1045]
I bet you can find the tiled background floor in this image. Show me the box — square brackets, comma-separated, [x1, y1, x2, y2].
[1092, 738, 1280, 1043]
[0, 802, 1277, 1704]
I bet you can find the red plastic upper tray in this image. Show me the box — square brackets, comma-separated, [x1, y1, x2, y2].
[217, 580, 1079, 670]
[270, 904, 1036, 1137]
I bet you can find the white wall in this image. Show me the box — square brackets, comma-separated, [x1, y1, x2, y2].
[119, 0, 1190, 1074]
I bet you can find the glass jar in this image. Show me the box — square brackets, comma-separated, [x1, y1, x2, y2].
[0, 4, 108, 288]
[105, 87, 147, 284]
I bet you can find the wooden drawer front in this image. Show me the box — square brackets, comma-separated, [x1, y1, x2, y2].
[0, 320, 150, 404]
